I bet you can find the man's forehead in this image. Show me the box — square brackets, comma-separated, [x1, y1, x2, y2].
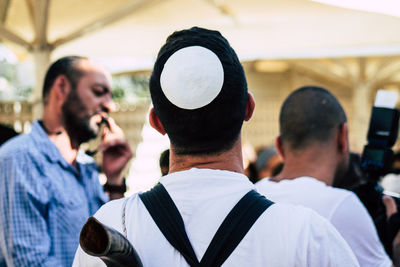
[76, 59, 111, 81]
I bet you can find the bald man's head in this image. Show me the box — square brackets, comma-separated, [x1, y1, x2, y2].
[42, 56, 88, 103]
[279, 86, 347, 151]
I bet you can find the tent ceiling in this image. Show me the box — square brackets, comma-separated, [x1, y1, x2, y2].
[1, 0, 400, 72]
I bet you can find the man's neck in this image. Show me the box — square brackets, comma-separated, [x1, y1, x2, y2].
[273, 147, 336, 186]
[168, 139, 245, 175]
[40, 119, 79, 166]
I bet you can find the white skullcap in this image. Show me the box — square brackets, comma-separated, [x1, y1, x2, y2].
[160, 46, 224, 110]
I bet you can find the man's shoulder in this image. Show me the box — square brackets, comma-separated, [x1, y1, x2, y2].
[255, 176, 362, 223]
[253, 202, 358, 262]
[1, 132, 31, 150]
[0, 132, 38, 160]
[303, 178, 359, 207]
[93, 194, 141, 231]
[256, 176, 354, 199]
[253, 201, 330, 240]
[261, 201, 325, 224]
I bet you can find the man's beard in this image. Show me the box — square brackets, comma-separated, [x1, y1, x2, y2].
[62, 90, 99, 145]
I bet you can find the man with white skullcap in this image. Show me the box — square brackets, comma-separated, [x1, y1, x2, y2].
[73, 27, 359, 266]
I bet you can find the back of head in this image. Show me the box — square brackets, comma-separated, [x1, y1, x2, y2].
[159, 149, 170, 176]
[42, 56, 87, 103]
[255, 145, 278, 173]
[280, 86, 347, 151]
[149, 27, 248, 155]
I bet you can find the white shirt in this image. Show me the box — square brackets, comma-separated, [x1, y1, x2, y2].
[256, 176, 392, 267]
[73, 168, 359, 267]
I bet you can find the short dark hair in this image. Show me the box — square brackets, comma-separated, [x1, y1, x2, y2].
[0, 124, 18, 146]
[159, 149, 170, 169]
[42, 56, 87, 101]
[149, 27, 248, 155]
[280, 86, 347, 150]
[159, 149, 170, 176]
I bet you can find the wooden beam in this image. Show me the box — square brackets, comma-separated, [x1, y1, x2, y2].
[291, 60, 353, 89]
[33, 0, 50, 47]
[25, 0, 35, 28]
[330, 58, 354, 82]
[372, 62, 400, 87]
[357, 57, 367, 83]
[383, 81, 400, 87]
[370, 56, 400, 83]
[32, 48, 51, 118]
[0, 24, 32, 50]
[352, 82, 373, 151]
[373, 76, 400, 89]
[0, 0, 11, 23]
[51, 0, 162, 49]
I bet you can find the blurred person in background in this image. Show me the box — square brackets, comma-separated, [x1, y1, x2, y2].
[381, 151, 400, 194]
[335, 151, 400, 259]
[254, 145, 283, 182]
[0, 56, 132, 267]
[242, 142, 258, 182]
[256, 86, 391, 267]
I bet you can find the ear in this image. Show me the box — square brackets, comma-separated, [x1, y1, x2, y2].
[337, 122, 349, 154]
[53, 75, 71, 101]
[149, 107, 166, 135]
[275, 135, 285, 160]
[244, 92, 256, 121]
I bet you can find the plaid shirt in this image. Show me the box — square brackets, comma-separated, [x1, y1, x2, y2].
[0, 121, 108, 266]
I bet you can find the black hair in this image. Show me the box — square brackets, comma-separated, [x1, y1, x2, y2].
[0, 124, 18, 146]
[149, 27, 248, 155]
[159, 149, 170, 169]
[280, 86, 347, 150]
[159, 149, 170, 176]
[42, 56, 87, 102]
[246, 162, 259, 184]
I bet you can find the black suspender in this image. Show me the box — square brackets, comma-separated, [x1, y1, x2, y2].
[140, 183, 199, 266]
[200, 189, 273, 267]
[139, 183, 274, 267]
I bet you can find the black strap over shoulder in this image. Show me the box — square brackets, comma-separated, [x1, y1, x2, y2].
[139, 183, 274, 267]
[139, 183, 199, 266]
[200, 189, 273, 267]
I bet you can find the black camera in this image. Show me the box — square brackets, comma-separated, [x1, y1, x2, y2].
[361, 106, 399, 178]
[356, 90, 400, 257]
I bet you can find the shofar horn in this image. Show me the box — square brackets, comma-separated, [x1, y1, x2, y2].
[79, 216, 143, 267]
